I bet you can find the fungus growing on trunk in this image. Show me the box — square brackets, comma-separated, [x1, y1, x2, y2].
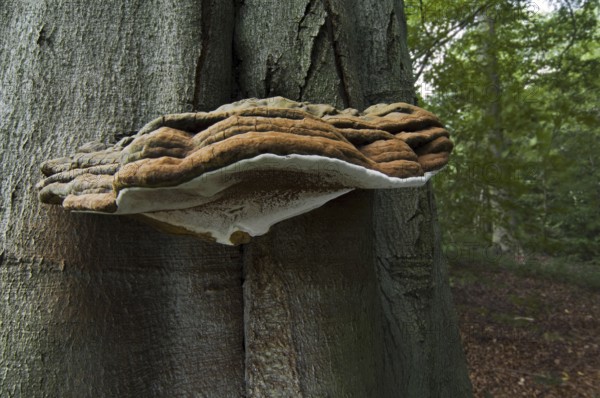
[37, 97, 453, 245]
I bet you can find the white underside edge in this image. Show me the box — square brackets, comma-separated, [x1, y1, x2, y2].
[107, 154, 440, 245]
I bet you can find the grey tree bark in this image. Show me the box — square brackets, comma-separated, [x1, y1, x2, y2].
[0, 0, 472, 397]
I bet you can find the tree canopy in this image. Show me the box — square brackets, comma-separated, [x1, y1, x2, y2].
[407, 0, 600, 260]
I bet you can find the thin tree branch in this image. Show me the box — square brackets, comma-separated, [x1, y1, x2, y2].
[412, 0, 497, 81]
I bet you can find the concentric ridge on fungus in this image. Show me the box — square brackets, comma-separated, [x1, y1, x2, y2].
[37, 97, 453, 245]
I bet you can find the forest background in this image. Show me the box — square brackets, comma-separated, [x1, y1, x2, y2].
[408, 0, 599, 279]
[408, 1, 599, 394]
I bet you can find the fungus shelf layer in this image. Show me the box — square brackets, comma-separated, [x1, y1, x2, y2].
[37, 97, 453, 245]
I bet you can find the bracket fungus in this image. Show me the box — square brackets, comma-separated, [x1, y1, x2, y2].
[37, 97, 453, 245]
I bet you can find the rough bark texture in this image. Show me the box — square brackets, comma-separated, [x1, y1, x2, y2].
[0, 0, 472, 396]
[374, 187, 473, 397]
[0, 1, 244, 396]
[243, 190, 386, 397]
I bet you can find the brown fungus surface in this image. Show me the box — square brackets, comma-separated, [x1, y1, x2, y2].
[37, 97, 453, 244]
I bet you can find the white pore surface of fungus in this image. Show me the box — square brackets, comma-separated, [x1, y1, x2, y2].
[113, 155, 437, 245]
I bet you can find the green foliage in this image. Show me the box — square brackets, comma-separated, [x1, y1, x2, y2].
[407, 0, 600, 260]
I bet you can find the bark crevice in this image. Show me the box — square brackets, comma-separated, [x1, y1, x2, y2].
[298, 1, 326, 100]
[322, 0, 351, 108]
[192, 0, 214, 110]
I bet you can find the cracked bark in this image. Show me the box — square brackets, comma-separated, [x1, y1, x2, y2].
[1, 0, 471, 396]
[193, 0, 234, 111]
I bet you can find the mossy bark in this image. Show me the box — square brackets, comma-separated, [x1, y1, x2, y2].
[0, 0, 472, 396]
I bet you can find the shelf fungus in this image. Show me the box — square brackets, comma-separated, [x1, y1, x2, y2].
[37, 97, 453, 245]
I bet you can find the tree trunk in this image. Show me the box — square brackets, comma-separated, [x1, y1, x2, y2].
[482, 13, 520, 255]
[0, 0, 472, 396]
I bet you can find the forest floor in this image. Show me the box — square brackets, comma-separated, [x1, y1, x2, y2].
[450, 260, 599, 397]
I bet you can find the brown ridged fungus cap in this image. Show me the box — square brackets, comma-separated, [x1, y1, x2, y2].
[37, 97, 452, 245]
